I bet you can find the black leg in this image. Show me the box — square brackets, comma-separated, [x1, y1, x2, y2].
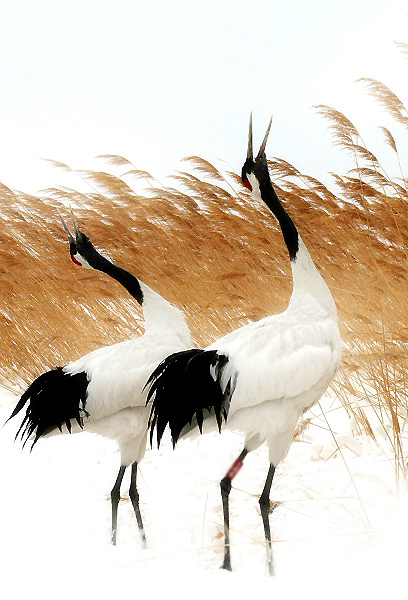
[111, 465, 126, 545]
[129, 462, 146, 548]
[259, 463, 276, 576]
[220, 474, 232, 571]
[220, 448, 248, 571]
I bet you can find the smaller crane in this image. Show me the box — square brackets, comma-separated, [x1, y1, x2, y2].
[8, 212, 191, 546]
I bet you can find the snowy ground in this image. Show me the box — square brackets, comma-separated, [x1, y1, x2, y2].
[0, 384, 406, 599]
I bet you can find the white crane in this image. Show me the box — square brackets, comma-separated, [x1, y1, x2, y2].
[146, 116, 342, 575]
[7, 213, 191, 546]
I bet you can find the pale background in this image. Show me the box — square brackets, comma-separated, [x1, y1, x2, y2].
[0, 0, 407, 193]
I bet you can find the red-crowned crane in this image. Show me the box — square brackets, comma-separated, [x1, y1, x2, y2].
[7, 213, 191, 546]
[146, 116, 342, 575]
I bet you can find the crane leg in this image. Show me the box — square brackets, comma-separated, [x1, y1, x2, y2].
[259, 464, 276, 576]
[111, 465, 126, 545]
[220, 448, 248, 571]
[129, 462, 146, 548]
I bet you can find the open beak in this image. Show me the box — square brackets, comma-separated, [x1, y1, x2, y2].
[70, 207, 80, 238]
[59, 208, 81, 242]
[242, 114, 272, 191]
[59, 209, 82, 266]
[247, 112, 253, 161]
[59, 212, 75, 244]
[255, 116, 273, 161]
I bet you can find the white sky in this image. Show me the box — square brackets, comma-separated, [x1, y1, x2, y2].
[0, 0, 407, 193]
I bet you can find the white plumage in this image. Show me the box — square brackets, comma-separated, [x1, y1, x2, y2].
[147, 116, 342, 575]
[205, 238, 340, 465]
[64, 285, 190, 423]
[8, 217, 191, 546]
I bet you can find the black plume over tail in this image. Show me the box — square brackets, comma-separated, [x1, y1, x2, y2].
[145, 349, 235, 448]
[7, 367, 90, 449]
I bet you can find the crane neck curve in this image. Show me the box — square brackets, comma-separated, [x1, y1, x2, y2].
[248, 168, 337, 316]
[248, 169, 299, 261]
[74, 235, 190, 341]
[289, 237, 337, 316]
[138, 283, 191, 342]
[85, 251, 144, 306]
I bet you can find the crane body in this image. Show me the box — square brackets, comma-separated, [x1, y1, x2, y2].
[8, 216, 191, 546]
[147, 117, 341, 574]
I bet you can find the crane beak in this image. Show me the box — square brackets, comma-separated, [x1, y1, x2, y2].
[70, 207, 80, 238]
[59, 209, 83, 266]
[255, 117, 273, 160]
[247, 112, 253, 161]
[59, 212, 75, 244]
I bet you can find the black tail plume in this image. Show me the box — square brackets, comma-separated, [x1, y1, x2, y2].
[7, 367, 90, 449]
[145, 349, 235, 448]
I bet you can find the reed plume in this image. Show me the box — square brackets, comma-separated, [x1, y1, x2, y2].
[1, 60, 408, 478]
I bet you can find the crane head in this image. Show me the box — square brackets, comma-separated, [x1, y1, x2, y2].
[59, 210, 94, 269]
[241, 114, 272, 192]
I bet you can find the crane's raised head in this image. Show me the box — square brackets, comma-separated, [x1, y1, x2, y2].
[59, 210, 94, 269]
[241, 114, 272, 192]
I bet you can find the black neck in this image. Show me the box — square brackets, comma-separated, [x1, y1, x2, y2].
[79, 237, 144, 305]
[256, 160, 299, 261]
[95, 255, 144, 305]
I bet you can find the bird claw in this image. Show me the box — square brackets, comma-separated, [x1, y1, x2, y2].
[220, 560, 232, 572]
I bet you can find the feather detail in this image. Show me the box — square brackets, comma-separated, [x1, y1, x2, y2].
[146, 349, 234, 448]
[8, 367, 89, 449]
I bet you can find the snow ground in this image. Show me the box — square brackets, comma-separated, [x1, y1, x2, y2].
[0, 384, 406, 599]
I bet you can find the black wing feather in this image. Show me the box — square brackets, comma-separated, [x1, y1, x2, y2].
[7, 367, 90, 449]
[145, 349, 235, 448]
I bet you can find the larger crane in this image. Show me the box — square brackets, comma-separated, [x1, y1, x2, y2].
[7, 213, 192, 546]
[146, 116, 342, 575]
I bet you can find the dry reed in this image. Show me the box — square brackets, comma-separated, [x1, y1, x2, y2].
[1, 66, 408, 480]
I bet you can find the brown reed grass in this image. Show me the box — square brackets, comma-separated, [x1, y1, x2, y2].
[1, 70, 408, 478]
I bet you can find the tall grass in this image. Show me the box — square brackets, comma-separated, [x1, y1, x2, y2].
[1, 47, 408, 481]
